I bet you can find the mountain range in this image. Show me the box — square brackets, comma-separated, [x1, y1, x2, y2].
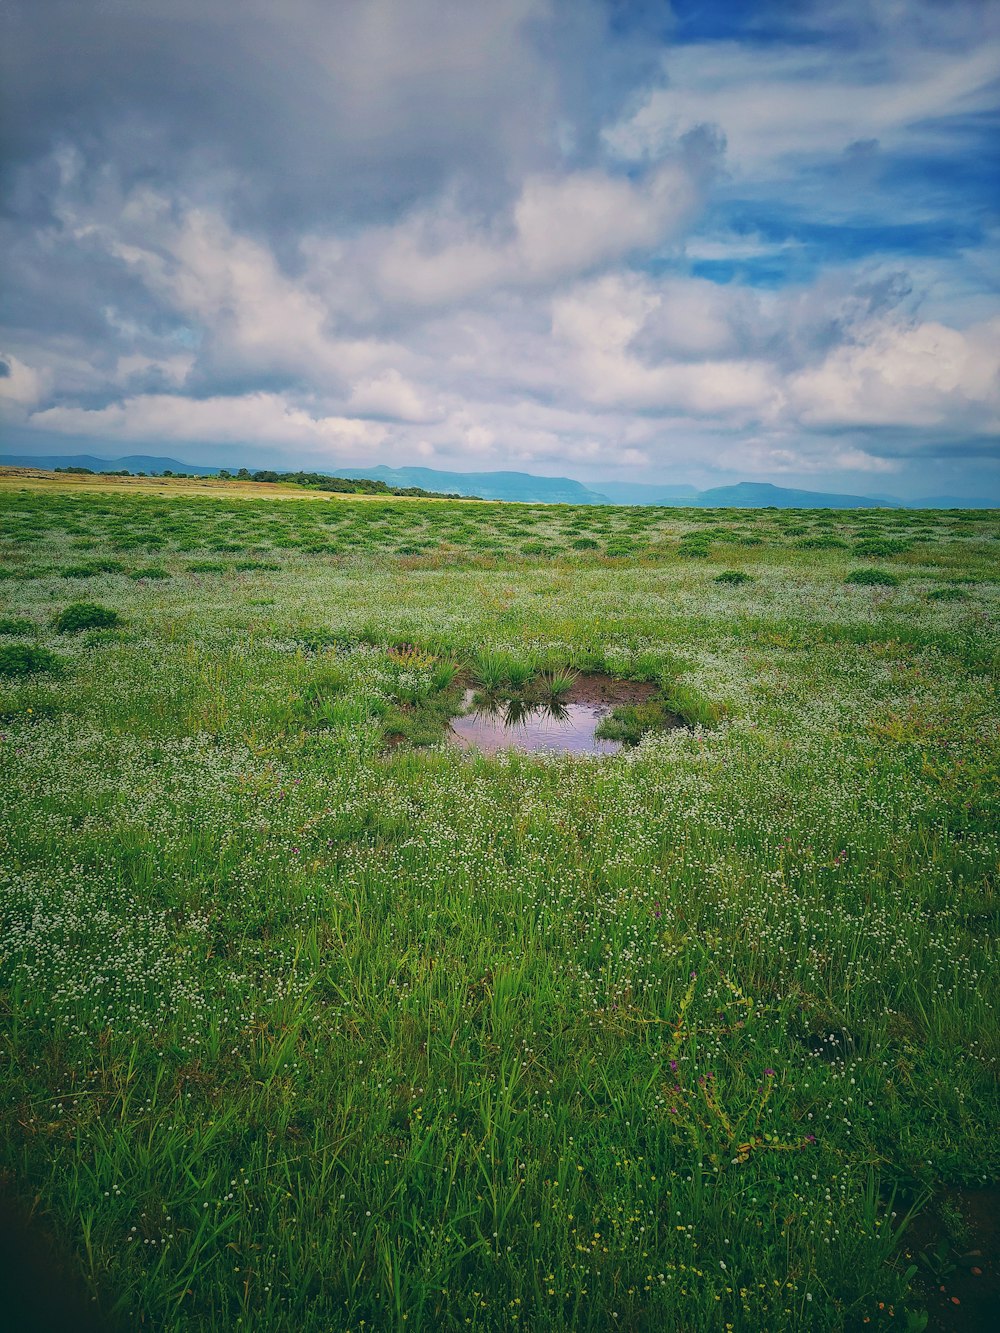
[2, 454, 998, 509]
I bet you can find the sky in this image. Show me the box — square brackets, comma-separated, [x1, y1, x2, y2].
[1, 0, 998, 498]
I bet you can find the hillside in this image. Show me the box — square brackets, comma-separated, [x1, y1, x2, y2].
[694, 481, 898, 509]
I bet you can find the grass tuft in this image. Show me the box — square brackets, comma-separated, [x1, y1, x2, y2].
[0, 643, 64, 677]
[53, 602, 122, 633]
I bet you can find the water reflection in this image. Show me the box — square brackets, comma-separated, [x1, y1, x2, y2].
[448, 689, 622, 756]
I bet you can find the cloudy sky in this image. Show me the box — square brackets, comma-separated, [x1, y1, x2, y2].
[1, 0, 998, 495]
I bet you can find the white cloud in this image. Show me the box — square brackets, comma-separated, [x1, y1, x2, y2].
[603, 39, 1000, 175]
[716, 438, 900, 477]
[360, 158, 707, 307]
[29, 392, 388, 457]
[790, 317, 1000, 428]
[347, 369, 437, 422]
[114, 352, 194, 387]
[0, 352, 48, 409]
[95, 201, 402, 386]
[551, 274, 782, 418]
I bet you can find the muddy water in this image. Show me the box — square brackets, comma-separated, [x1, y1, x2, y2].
[448, 690, 623, 756]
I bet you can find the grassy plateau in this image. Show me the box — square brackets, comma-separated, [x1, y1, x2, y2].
[0, 471, 998, 1330]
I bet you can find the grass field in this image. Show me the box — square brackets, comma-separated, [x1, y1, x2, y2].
[1, 471, 998, 1330]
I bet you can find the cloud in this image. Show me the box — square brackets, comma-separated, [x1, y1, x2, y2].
[318, 144, 717, 310]
[29, 392, 388, 456]
[790, 316, 1000, 430]
[1, 0, 998, 495]
[603, 30, 1000, 177]
[114, 351, 194, 388]
[0, 351, 47, 410]
[715, 438, 900, 477]
[347, 369, 436, 422]
[96, 203, 400, 386]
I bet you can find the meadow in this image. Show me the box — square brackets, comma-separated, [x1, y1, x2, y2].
[1, 472, 998, 1331]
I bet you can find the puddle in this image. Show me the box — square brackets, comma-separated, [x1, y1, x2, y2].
[447, 675, 667, 757]
[449, 690, 623, 756]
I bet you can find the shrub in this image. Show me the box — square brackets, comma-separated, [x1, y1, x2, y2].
[853, 537, 910, 558]
[661, 682, 726, 728]
[539, 667, 578, 700]
[472, 648, 535, 692]
[799, 536, 847, 549]
[678, 538, 711, 558]
[715, 570, 754, 585]
[130, 567, 170, 580]
[928, 586, 969, 601]
[595, 698, 683, 744]
[571, 538, 599, 549]
[59, 559, 124, 578]
[53, 602, 122, 633]
[0, 644, 64, 677]
[0, 618, 34, 636]
[844, 569, 900, 587]
[431, 660, 459, 691]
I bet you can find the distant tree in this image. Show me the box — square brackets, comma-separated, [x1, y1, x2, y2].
[218, 469, 232, 479]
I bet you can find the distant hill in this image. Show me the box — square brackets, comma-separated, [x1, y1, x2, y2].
[4, 454, 996, 509]
[693, 481, 898, 509]
[0, 453, 220, 475]
[335, 465, 610, 505]
[595, 481, 700, 505]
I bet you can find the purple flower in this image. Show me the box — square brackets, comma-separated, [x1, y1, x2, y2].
[669, 1060, 678, 1072]
[764, 1068, 776, 1078]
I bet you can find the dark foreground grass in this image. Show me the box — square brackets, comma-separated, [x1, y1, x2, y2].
[1, 481, 998, 1330]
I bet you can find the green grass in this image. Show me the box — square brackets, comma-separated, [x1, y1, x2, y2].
[0, 641, 64, 676]
[845, 568, 901, 587]
[0, 484, 998, 1330]
[53, 601, 123, 633]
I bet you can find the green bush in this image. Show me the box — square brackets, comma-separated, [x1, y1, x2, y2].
[472, 648, 536, 691]
[53, 602, 122, 633]
[595, 700, 676, 745]
[678, 538, 711, 558]
[661, 682, 726, 727]
[0, 618, 34, 636]
[928, 586, 969, 601]
[798, 536, 847, 549]
[59, 559, 124, 578]
[853, 537, 910, 558]
[130, 567, 170, 580]
[844, 569, 900, 587]
[715, 570, 754, 585]
[0, 644, 64, 677]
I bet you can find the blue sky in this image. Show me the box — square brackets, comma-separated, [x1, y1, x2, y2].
[1, 0, 998, 497]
